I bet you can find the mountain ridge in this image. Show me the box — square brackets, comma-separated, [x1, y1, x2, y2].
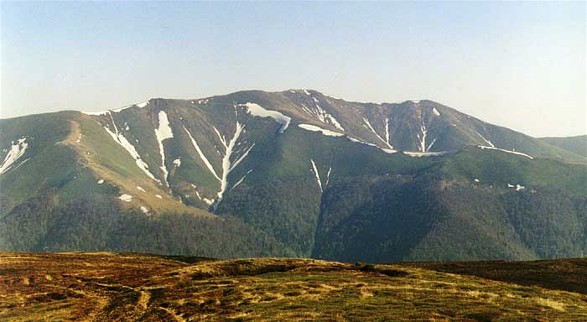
[0, 89, 585, 261]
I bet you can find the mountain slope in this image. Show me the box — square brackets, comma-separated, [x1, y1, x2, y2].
[539, 135, 587, 158]
[0, 89, 585, 261]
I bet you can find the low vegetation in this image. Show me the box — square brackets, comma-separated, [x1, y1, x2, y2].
[1, 252, 585, 321]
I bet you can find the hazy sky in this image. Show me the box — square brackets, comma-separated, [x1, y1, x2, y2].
[1, 1, 585, 137]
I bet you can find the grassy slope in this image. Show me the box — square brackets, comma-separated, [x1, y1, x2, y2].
[74, 112, 208, 216]
[404, 258, 587, 295]
[438, 147, 587, 195]
[311, 146, 586, 262]
[539, 135, 587, 158]
[0, 253, 585, 321]
[217, 127, 435, 257]
[0, 112, 75, 212]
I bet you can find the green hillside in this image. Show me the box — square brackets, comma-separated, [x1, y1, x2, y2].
[0, 90, 585, 261]
[539, 135, 587, 158]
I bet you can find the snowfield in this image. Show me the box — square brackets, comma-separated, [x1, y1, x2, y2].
[0, 137, 29, 175]
[242, 102, 291, 133]
[154, 111, 174, 186]
[298, 124, 344, 137]
[478, 145, 534, 159]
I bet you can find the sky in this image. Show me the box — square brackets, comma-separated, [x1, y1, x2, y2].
[1, 1, 585, 137]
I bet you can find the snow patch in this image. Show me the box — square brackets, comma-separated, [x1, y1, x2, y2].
[476, 132, 495, 148]
[324, 93, 341, 100]
[203, 198, 214, 205]
[308, 97, 345, 131]
[348, 136, 377, 147]
[216, 122, 254, 207]
[209, 117, 255, 211]
[478, 146, 533, 159]
[380, 148, 397, 154]
[427, 138, 437, 151]
[310, 159, 323, 192]
[474, 178, 480, 183]
[346, 136, 396, 154]
[136, 186, 146, 192]
[432, 107, 440, 116]
[384, 118, 391, 147]
[403, 151, 450, 157]
[97, 179, 104, 184]
[140, 206, 149, 214]
[325, 167, 332, 187]
[110, 106, 131, 113]
[298, 124, 344, 137]
[230, 169, 252, 192]
[507, 183, 525, 191]
[84, 100, 147, 115]
[119, 194, 133, 202]
[103, 113, 160, 183]
[173, 158, 181, 167]
[417, 125, 428, 152]
[155, 194, 162, 199]
[9, 158, 30, 172]
[363, 117, 393, 150]
[155, 111, 174, 139]
[241, 102, 291, 133]
[184, 127, 221, 180]
[0, 137, 29, 175]
[83, 110, 110, 116]
[154, 111, 174, 186]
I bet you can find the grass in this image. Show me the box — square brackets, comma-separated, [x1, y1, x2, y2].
[403, 258, 587, 295]
[1, 253, 585, 321]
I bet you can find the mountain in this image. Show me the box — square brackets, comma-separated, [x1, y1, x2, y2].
[539, 135, 587, 158]
[0, 89, 585, 261]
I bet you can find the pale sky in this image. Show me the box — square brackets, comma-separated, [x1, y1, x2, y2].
[1, 1, 585, 137]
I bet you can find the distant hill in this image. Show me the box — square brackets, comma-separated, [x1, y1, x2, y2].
[0, 89, 585, 261]
[539, 135, 587, 158]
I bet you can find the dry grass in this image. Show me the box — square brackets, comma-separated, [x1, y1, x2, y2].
[1, 253, 586, 321]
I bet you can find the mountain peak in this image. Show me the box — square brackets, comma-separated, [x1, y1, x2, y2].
[74, 90, 583, 163]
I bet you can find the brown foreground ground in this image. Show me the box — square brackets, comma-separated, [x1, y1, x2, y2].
[0, 253, 585, 321]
